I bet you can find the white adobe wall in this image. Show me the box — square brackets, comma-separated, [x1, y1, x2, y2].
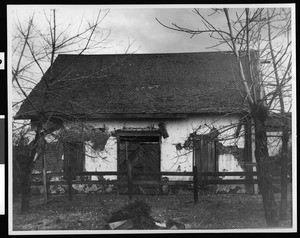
[65, 114, 246, 181]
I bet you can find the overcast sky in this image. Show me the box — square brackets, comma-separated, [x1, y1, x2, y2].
[104, 7, 220, 53]
[8, 5, 270, 55]
[9, 4, 295, 55]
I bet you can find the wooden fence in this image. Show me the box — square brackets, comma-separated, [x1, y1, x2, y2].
[31, 166, 288, 204]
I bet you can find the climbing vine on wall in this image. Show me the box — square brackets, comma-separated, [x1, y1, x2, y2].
[59, 124, 110, 151]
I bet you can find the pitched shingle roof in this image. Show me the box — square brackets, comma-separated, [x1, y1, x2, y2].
[16, 51, 252, 120]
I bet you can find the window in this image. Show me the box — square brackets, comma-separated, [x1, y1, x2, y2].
[194, 137, 218, 180]
[64, 142, 85, 175]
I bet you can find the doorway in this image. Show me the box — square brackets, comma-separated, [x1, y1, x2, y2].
[117, 134, 161, 194]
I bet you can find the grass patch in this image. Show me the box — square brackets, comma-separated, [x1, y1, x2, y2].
[12, 191, 293, 231]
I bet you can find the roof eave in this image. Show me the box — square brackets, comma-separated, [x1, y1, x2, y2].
[13, 110, 248, 121]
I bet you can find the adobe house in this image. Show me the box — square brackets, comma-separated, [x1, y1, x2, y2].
[15, 51, 261, 194]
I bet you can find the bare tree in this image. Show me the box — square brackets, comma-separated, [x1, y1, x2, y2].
[12, 9, 112, 213]
[266, 8, 292, 220]
[156, 7, 292, 226]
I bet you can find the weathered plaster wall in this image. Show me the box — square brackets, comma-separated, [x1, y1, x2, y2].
[64, 115, 246, 181]
[218, 154, 244, 174]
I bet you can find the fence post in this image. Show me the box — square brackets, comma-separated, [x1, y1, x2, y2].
[125, 142, 133, 201]
[193, 165, 198, 204]
[245, 168, 254, 194]
[67, 166, 73, 201]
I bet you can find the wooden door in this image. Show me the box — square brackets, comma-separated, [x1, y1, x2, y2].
[118, 139, 160, 194]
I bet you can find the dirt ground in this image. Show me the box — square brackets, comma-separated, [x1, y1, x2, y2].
[12, 187, 293, 231]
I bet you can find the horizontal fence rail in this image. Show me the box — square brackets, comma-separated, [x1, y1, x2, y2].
[31, 171, 260, 177]
[31, 169, 291, 204]
[31, 171, 286, 186]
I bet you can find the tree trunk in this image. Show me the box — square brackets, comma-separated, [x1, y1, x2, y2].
[16, 128, 40, 214]
[16, 151, 34, 214]
[279, 125, 289, 220]
[253, 109, 279, 227]
[20, 172, 32, 214]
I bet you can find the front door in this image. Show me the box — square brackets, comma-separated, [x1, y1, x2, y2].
[118, 136, 160, 194]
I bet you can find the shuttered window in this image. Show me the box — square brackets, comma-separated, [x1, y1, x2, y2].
[194, 136, 218, 180]
[64, 142, 85, 175]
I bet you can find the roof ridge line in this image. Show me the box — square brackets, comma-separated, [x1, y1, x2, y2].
[56, 51, 237, 57]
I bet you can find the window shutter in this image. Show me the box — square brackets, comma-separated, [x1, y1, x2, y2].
[64, 142, 85, 175]
[194, 138, 218, 181]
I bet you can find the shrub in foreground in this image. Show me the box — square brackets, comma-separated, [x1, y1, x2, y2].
[107, 199, 157, 229]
